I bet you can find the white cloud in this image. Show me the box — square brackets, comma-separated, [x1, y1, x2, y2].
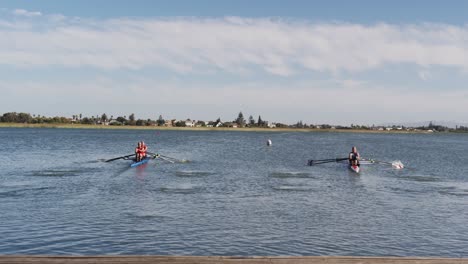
[12, 9, 42, 17]
[1, 77, 467, 124]
[0, 14, 468, 76]
[418, 70, 431, 81]
[1, 12, 468, 124]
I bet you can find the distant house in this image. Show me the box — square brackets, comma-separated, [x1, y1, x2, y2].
[164, 120, 173, 127]
[223, 122, 235, 128]
[206, 120, 223, 127]
[108, 120, 122, 126]
[185, 119, 196, 127]
[266, 121, 276, 128]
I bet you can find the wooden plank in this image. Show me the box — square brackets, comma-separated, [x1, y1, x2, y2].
[0, 256, 466, 264]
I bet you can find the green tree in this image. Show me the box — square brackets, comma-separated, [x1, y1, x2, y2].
[175, 120, 186, 127]
[128, 113, 136, 125]
[81, 117, 93, 124]
[257, 115, 264, 127]
[248, 115, 255, 126]
[235, 112, 246, 127]
[101, 113, 108, 123]
[1, 112, 18, 122]
[157, 115, 165, 126]
[116, 116, 127, 124]
[136, 119, 144, 126]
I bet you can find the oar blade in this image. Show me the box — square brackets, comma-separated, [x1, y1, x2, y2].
[392, 160, 404, 169]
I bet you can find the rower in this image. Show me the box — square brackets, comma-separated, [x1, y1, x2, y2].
[349, 146, 360, 167]
[140, 141, 148, 158]
[135, 142, 143, 162]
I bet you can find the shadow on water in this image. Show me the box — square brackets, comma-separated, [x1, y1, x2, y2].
[398, 175, 441, 182]
[30, 169, 85, 177]
[0, 186, 55, 198]
[437, 186, 468, 197]
[111, 166, 132, 177]
[123, 211, 174, 221]
[269, 171, 314, 179]
[271, 185, 316, 192]
[174, 170, 215, 177]
[156, 184, 203, 194]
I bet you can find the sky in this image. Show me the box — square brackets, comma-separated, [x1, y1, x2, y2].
[1, 0, 468, 125]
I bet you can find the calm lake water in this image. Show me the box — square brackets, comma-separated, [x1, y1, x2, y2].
[0, 128, 467, 256]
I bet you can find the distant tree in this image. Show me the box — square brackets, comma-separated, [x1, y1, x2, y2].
[235, 112, 246, 127]
[196, 120, 206, 127]
[257, 116, 263, 126]
[157, 115, 165, 126]
[145, 119, 155, 126]
[116, 116, 127, 124]
[81, 117, 93, 124]
[248, 115, 255, 126]
[128, 113, 136, 125]
[135, 119, 144, 126]
[175, 120, 186, 127]
[1, 112, 17, 122]
[101, 113, 108, 123]
[79, 113, 82, 120]
[17, 113, 32, 123]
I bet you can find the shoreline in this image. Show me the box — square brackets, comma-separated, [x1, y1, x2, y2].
[0, 122, 440, 134]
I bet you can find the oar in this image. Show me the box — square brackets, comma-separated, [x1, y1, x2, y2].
[158, 155, 175, 163]
[147, 152, 188, 163]
[145, 152, 174, 163]
[308, 157, 347, 166]
[159, 154, 180, 162]
[105, 154, 135, 162]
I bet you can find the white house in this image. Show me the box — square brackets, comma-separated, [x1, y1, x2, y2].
[185, 119, 196, 127]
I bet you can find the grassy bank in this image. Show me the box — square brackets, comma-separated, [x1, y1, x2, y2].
[0, 122, 434, 134]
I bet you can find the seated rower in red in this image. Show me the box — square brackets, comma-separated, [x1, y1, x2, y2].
[140, 141, 148, 159]
[135, 142, 144, 162]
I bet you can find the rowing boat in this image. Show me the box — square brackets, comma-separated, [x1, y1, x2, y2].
[130, 156, 152, 168]
[348, 164, 360, 173]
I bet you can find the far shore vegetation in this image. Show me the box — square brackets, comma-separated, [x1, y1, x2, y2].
[1, 112, 467, 133]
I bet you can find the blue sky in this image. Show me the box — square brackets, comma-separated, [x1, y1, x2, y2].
[1, 1, 468, 125]
[2, 0, 468, 23]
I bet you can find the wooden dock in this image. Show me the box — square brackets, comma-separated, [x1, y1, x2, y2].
[0, 256, 466, 264]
